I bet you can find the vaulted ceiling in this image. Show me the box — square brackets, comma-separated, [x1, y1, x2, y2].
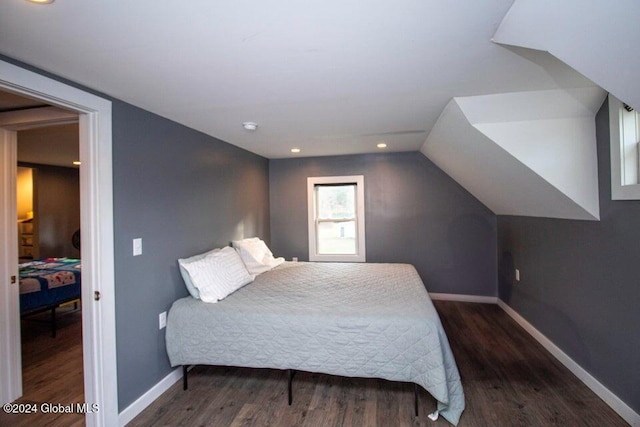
[1, 0, 638, 220]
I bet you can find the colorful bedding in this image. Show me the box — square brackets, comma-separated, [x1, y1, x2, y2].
[19, 258, 81, 313]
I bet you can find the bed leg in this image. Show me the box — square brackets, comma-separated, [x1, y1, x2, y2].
[288, 369, 296, 405]
[183, 365, 189, 390]
[414, 383, 419, 417]
[51, 306, 57, 338]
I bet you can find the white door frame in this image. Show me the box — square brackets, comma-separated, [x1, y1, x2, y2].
[0, 59, 118, 426]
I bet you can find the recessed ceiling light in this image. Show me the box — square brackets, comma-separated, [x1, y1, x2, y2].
[242, 122, 258, 131]
[377, 142, 387, 148]
[26, 0, 55, 4]
[291, 148, 301, 153]
[72, 161, 81, 166]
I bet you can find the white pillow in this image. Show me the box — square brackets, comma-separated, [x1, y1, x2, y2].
[178, 248, 220, 299]
[232, 237, 285, 275]
[181, 246, 254, 303]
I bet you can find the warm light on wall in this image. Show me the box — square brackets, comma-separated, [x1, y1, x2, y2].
[291, 148, 301, 153]
[73, 161, 81, 166]
[25, 0, 55, 4]
[17, 167, 34, 221]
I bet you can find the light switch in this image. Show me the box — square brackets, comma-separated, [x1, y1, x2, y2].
[159, 311, 167, 329]
[133, 238, 142, 256]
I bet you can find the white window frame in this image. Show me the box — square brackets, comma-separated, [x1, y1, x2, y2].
[307, 175, 366, 262]
[610, 95, 640, 200]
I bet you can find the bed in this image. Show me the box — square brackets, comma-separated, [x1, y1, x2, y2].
[19, 257, 82, 337]
[166, 261, 465, 425]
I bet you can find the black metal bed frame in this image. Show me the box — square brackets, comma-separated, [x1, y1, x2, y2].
[181, 365, 421, 416]
[21, 297, 80, 338]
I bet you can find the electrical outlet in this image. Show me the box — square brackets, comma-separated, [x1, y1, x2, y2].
[292, 257, 298, 262]
[515, 269, 520, 282]
[159, 311, 167, 329]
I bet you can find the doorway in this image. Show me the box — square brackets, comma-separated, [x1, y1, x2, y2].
[10, 116, 84, 425]
[0, 59, 117, 426]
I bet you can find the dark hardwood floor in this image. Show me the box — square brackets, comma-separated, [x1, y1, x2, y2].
[0, 304, 84, 427]
[130, 301, 628, 427]
[0, 301, 626, 426]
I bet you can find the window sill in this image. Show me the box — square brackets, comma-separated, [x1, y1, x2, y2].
[611, 183, 640, 200]
[309, 253, 366, 263]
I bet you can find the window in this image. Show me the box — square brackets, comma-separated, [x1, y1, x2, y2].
[307, 175, 365, 262]
[610, 95, 640, 200]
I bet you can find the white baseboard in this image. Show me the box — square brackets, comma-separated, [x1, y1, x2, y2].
[497, 299, 640, 427]
[119, 367, 183, 426]
[429, 292, 498, 304]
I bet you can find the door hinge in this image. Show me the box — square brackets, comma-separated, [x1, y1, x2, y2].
[94, 291, 101, 301]
[11, 275, 16, 284]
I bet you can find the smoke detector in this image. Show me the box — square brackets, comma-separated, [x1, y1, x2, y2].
[242, 122, 258, 131]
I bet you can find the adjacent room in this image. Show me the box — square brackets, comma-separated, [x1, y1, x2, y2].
[0, 89, 85, 426]
[0, 0, 638, 426]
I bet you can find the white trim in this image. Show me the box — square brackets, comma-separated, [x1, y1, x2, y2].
[0, 129, 21, 405]
[497, 299, 640, 427]
[429, 293, 498, 304]
[119, 367, 184, 426]
[0, 59, 117, 426]
[610, 94, 640, 200]
[307, 175, 366, 262]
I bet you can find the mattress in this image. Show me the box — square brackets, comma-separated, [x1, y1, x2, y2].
[166, 262, 465, 425]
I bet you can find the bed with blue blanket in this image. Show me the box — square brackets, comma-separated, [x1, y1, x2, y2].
[19, 258, 81, 336]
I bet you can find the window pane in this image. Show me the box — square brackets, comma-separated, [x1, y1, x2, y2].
[317, 221, 356, 254]
[316, 185, 355, 219]
[621, 107, 639, 185]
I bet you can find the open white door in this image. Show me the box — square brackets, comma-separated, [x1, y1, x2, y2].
[0, 59, 117, 426]
[0, 128, 20, 404]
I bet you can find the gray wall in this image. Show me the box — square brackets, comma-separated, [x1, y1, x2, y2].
[1, 55, 270, 411]
[270, 152, 497, 295]
[112, 101, 270, 408]
[497, 99, 640, 413]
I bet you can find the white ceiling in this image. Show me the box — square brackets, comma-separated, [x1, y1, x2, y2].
[0, 0, 599, 159]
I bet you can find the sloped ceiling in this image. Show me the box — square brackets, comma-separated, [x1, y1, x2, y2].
[493, 0, 640, 110]
[419, 0, 640, 220]
[421, 88, 604, 220]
